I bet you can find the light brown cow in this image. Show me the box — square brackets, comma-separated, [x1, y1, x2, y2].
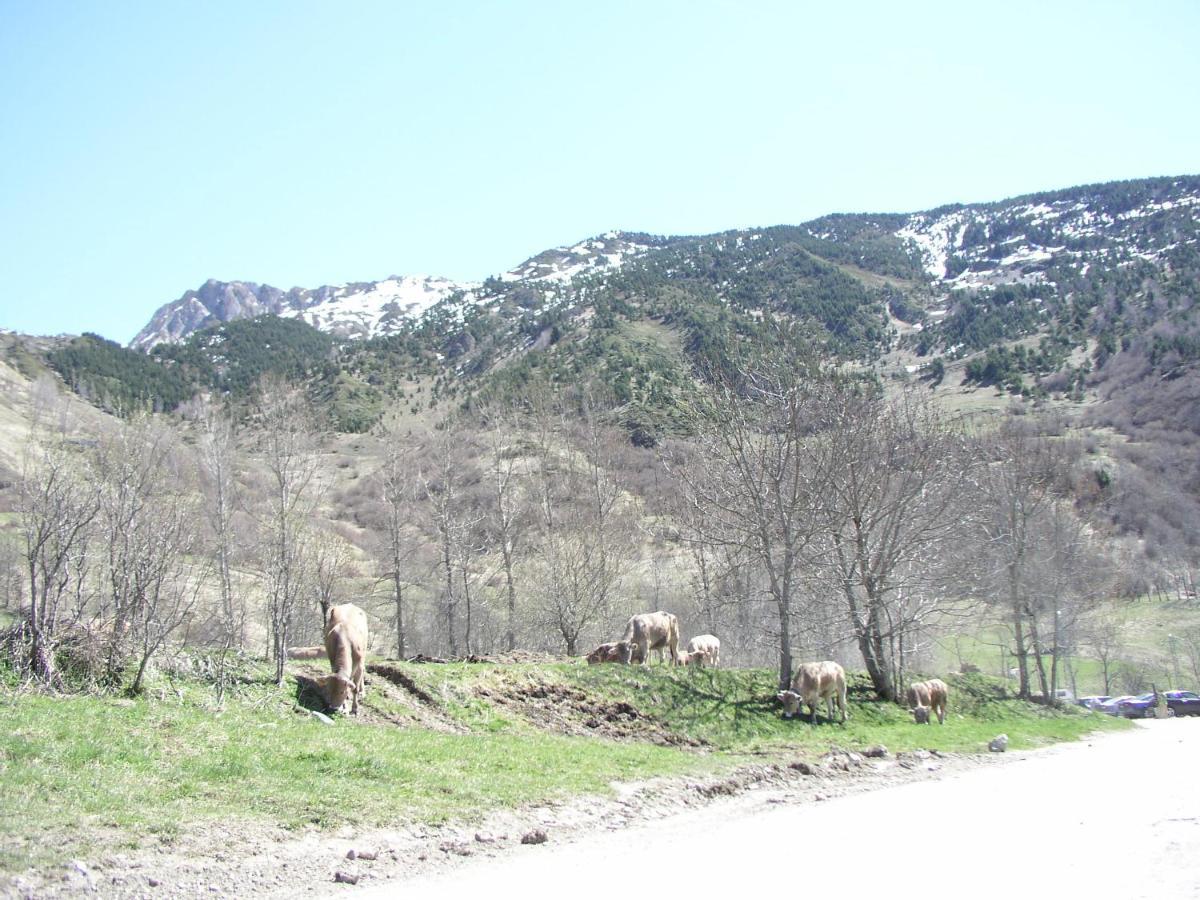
[685, 634, 721, 668]
[586, 641, 630, 665]
[316, 603, 368, 715]
[777, 660, 848, 723]
[621, 611, 679, 665]
[907, 678, 949, 724]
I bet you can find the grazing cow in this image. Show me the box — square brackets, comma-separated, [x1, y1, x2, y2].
[621, 611, 679, 665]
[777, 660, 848, 723]
[907, 678, 949, 724]
[686, 634, 721, 668]
[317, 603, 368, 715]
[674, 650, 696, 666]
[586, 641, 630, 665]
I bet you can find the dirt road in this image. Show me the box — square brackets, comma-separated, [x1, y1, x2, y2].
[358, 720, 1200, 900]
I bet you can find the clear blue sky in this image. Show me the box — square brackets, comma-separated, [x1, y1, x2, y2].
[2, 1, 1197, 344]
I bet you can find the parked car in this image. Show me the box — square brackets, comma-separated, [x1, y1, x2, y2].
[1094, 695, 1135, 716]
[1163, 690, 1200, 716]
[1076, 695, 1111, 710]
[1118, 692, 1177, 719]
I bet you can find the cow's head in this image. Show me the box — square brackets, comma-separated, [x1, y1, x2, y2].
[777, 690, 803, 717]
[911, 704, 931, 725]
[586, 646, 605, 665]
[318, 672, 357, 712]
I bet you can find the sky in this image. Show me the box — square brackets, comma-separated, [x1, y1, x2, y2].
[1, 1, 1198, 344]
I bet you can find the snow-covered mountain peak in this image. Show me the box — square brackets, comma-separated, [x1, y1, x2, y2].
[129, 231, 656, 351]
[499, 232, 656, 284]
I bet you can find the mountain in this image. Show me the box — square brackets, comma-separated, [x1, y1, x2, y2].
[41, 175, 1200, 442]
[129, 233, 665, 351]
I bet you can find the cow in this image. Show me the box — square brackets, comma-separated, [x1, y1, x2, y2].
[777, 660, 848, 723]
[586, 641, 630, 665]
[907, 678, 949, 724]
[674, 650, 696, 666]
[685, 634, 721, 668]
[621, 611, 679, 665]
[316, 603, 368, 715]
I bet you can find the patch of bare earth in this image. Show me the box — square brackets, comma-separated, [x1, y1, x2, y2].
[478, 671, 704, 747]
[2, 745, 1015, 899]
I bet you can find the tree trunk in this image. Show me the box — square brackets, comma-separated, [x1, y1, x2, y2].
[856, 623, 895, 701]
[1027, 609, 1051, 702]
[393, 573, 406, 659]
[1012, 601, 1031, 698]
[462, 567, 473, 656]
[441, 531, 457, 657]
[776, 598, 792, 691]
[501, 537, 517, 652]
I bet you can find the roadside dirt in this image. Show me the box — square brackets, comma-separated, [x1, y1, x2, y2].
[2, 741, 1016, 899]
[477, 673, 705, 747]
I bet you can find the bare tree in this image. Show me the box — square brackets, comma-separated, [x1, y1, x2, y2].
[182, 395, 245, 701]
[254, 377, 322, 684]
[376, 420, 422, 658]
[670, 364, 830, 689]
[125, 484, 204, 694]
[189, 397, 242, 649]
[1081, 613, 1126, 696]
[1026, 499, 1112, 702]
[310, 527, 355, 631]
[527, 389, 632, 655]
[16, 424, 99, 685]
[420, 422, 483, 656]
[975, 419, 1075, 698]
[478, 402, 528, 652]
[812, 385, 977, 701]
[92, 415, 195, 688]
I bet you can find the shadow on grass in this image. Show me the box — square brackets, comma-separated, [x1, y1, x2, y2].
[293, 673, 330, 713]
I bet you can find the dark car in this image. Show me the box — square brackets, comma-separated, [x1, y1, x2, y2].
[1118, 692, 1181, 718]
[1163, 690, 1200, 716]
[1095, 695, 1135, 716]
[1119, 690, 1200, 717]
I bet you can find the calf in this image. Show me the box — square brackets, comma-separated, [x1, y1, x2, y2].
[685, 634, 721, 668]
[777, 660, 848, 723]
[586, 641, 630, 665]
[621, 611, 679, 665]
[317, 603, 368, 715]
[907, 678, 949, 724]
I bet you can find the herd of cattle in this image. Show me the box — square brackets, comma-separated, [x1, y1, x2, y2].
[304, 605, 950, 725]
[584, 610, 720, 668]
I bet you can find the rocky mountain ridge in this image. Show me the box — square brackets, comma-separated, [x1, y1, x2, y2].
[128, 177, 1200, 368]
[130, 233, 663, 351]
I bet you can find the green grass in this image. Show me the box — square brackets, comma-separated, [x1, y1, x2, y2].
[931, 598, 1200, 696]
[562, 665, 1125, 754]
[0, 661, 1128, 874]
[0, 686, 703, 871]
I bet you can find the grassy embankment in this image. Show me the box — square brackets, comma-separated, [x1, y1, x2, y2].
[0, 659, 1127, 872]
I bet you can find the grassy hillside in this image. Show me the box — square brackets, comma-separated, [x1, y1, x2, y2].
[0, 658, 1125, 873]
[929, 596, 1200, 697]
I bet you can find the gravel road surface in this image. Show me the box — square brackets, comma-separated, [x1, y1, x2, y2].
[357, 720, 1200, 900]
